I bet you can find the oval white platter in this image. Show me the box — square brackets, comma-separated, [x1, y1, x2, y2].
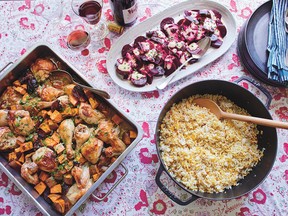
[106, 0, 237, 92]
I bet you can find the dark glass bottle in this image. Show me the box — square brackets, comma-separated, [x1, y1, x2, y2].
[110, 0, 138, 26]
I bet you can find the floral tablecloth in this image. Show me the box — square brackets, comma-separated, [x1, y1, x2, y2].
[0, 0, 287, 215]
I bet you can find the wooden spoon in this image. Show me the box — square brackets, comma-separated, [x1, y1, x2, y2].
[193, 98, 288, 129]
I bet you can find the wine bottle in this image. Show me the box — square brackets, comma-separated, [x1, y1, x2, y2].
[109, 0, 138, 26]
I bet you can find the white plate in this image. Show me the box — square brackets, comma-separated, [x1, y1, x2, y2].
[107, 0, 237, 92]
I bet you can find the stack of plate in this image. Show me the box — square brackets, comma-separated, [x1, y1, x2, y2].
[237, 1, 287, 87]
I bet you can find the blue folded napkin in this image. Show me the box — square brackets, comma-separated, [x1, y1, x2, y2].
[267, 0, 288, 86]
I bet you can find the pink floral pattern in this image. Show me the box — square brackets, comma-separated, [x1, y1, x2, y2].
[0, 0, 287, 215]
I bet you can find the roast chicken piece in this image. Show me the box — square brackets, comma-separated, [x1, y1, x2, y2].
[32, 147, 57, 172]
[66, 179, 93, 205]
[19, 95, 69, 115]
[0, 86, 22, 109]
[71, 163, 90, 189]
[58, 119, 75, 159]
[95, 119, 126, 157]
[21, 159, 39, 185]
[30, 58, 56, 82]
[67, 164, 92, 205]
[37, 85, 65, 102]
[0, 110, 8, 127]
[79, 103, 105, 125]
[74, 124, 91, 149]
[0, 127, 17, 151]
[37, 95, 69, 110]
[7, 110, 35, 136]
[81, 137, 103, 164]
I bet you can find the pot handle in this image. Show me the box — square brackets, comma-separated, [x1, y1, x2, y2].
[235, 76, 272, 108]
[0, 62, 13, 74]
[155, 164, 198, 205]
[91, 163, 128, 201]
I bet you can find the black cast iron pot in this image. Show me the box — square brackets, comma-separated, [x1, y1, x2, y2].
[155, 78, 277, 205]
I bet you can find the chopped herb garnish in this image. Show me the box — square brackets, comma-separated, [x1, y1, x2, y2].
[25, 133, 34, 141]
[7, 132, 14, 137]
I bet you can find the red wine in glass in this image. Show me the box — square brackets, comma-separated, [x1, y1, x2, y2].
[72, 0, 108, 40]
[78, 1, 102, 25]
[67, 29, 91, 50]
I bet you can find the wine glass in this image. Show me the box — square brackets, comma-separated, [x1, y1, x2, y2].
[71, 0, 108, 40]
[63, 21, 91, 51]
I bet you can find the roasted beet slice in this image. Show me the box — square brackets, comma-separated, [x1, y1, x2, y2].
[164, 64, 177, 76]
[210, 34, 218, 42]
[147, 64, 158, 76]
[152, 66, 166, 76]
[146, 31, 154, 38]
[217, 24, 227, 38]
[138, 41, 153, 52]
[199, 9, 211, 17]
[146, 30, 167, 39]
[154, 56, 163, 66]
[184, 10, 192, 17]
[172, 55, 181, 68]
[134, 36, 147, 46]
[211, 38, 223, 48]
[151, 36, 166, 45]
[116, 60, 133, 78]
[164, 55, 179, 76]
[121, 44, 133, 57]
[146, 73, 153, 84]
[190, 10, 200, 18]
[187, 42, 201, 54]
[130, 72, 147, 87]
[139, 66, 150, 75]
[160, 17, 175, 32]
[212, 10, 222, 19]
[177, 18, 192, 27]
[125, 52, 138, 67]
[185, 15, 200, 25]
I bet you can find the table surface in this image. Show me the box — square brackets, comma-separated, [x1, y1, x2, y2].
[0, 0, 287, 215]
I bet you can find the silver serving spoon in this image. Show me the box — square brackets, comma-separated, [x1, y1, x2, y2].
[194, 98, 288, 129]
[156, 37, 211, 90]
[50, 69, 110, 99]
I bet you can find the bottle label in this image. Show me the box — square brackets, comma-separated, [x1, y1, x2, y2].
[123, 3, 138, 24]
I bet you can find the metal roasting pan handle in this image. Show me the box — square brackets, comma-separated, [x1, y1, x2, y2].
[235, 76, 273, 108]
[0, 62, 13, 74]
[91, 163, 128, 201]
[155, 164, 198, 205]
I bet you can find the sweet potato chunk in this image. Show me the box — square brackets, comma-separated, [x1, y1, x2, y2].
[34, 181, 47, 195]
[54, 143, 65, 154]
[53, 198, 65, 214]
[8, 160, 22, 171]
[49, 110, 63, 123]
[45, 176, 58, 188]
[39, 171, 50, 182]
[129, 130, 137, 138]
[48, 194, 61, 202]
[63, 174, 73, 185]
[111, 114, 123, 125]
[50, 184, 62, 194]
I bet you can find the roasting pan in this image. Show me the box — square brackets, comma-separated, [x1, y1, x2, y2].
[0, 43, 143, 216]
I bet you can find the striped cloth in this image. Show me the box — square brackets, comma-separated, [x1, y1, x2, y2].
[267, 0, 288, 86]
